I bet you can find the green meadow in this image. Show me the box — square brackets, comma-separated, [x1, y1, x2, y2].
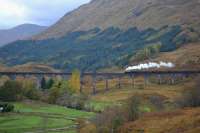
[0, 102, 94, 133]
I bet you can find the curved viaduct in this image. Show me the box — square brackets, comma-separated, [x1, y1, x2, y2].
[0, 70, 199, 94]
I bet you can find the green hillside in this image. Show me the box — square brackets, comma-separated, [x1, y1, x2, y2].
[0, 25, 199, 71]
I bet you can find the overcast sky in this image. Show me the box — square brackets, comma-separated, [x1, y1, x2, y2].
[0, 0, 91, 29]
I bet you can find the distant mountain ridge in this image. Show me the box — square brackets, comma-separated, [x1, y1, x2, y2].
[0, 24, 47, 46]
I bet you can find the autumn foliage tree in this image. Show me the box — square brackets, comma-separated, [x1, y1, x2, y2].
[48, 69, 81, 104]
[68, 69, 81, 93]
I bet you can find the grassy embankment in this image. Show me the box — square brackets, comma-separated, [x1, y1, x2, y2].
[0, 101, 94, 133]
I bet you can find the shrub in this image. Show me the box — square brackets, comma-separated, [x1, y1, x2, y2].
[40, 78, 54, 90]
[87, 95, 143, 133]
[77, 119, 97, 133]
[0, 80, 23, 101]
[176, 77, 200, 108]
[93, 106, 126, 133]
[40, 77, 47, 90]
[68, 94, 88, 110]
[21, 79, 41, 100]
[48, 77, 84, 105]
[48, 80, 73, 104]
[45, 78, 54, 90]
[148, 95, 165, 110]
[48, 82, 62, 104]
[56, 93, 88, 110]
[24, 87, 41, 100]
[0, 79, 42, 102]
[125, 95, 141, 121]
[0, 103, 14, 112]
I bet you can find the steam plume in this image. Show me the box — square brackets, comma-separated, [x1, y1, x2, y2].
[125, 61, 175, 71]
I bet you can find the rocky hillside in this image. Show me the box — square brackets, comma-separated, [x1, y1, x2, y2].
[0, 24, 47, 46]
[34, 0, 200, 40]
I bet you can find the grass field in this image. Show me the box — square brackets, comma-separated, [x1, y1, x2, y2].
[0, 101, 94, 133]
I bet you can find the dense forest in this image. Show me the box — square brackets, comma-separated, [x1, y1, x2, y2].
[0, 25, 199, 71]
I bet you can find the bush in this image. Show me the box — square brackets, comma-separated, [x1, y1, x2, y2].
[125, 95, 141, 121]
[23, 87, 41, 100]
[40, 77, 47, 90]
[48, 83, 62, 104]
[0, 80, 23, 101]
[48, 80, 71, 104]
[0, 79, 41, 102]
[91, 96, 142, 133]
[93, 106, 126, 133]
[48, 76, 84, 105]
[56, 93, 88, 110]
[77, 119, 97, 133]
[176, 77, 200, 108]
[148, 95, 165, 110]
[21, 79, 41, 100]
[0, 103, 14, 112]
[40, 78, 54, 90]
[45, 78, 54, 90]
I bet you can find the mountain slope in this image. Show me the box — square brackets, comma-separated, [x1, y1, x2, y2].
[0, 24, 47, 46]
[34, 0, 200, 40]
[0, 0, 200, 71]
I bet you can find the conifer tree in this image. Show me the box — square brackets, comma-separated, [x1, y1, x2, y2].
[40, 77, 46, 90]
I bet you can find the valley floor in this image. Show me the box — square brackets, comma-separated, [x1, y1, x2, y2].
[0, 75, 198, 133]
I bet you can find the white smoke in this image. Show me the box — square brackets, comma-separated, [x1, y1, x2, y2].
[125, 61, 175, 71]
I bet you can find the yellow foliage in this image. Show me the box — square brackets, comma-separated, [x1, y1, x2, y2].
[0, 75, 10, 86]
[68, 69, 81, 93]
